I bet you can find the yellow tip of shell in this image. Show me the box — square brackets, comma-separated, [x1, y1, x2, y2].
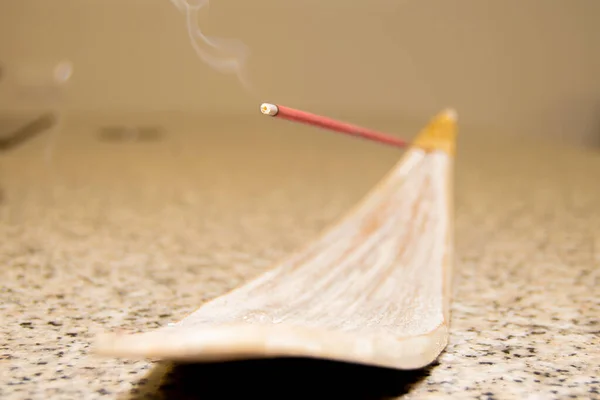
[412, 108, 458, 155]
[442, 108, 458, 122]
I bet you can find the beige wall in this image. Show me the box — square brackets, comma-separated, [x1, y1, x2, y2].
[1, 0, 599, 144]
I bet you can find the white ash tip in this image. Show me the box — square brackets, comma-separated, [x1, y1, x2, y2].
[260, 103, 279, 116]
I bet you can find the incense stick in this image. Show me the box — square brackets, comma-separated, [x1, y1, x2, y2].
[260, 103, 409, 149]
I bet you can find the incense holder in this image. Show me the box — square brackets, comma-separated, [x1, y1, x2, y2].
[93, 109, 458, 370]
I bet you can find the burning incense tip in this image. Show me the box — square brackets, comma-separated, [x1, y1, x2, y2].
[259, 102, 409, 149]
[260, 103, 279, 116]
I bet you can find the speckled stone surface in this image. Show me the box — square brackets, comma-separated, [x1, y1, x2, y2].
[1, 114, 599, 399]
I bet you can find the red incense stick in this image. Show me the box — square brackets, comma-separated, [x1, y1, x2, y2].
[260, 103, 409, 149]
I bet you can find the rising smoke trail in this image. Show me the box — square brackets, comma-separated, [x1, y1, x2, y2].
[169, 0, 254, 93]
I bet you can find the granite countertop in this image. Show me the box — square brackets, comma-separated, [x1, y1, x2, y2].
[1, 114, 599, 399]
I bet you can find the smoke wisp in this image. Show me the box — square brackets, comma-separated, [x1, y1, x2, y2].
[170, 0, 254, 92]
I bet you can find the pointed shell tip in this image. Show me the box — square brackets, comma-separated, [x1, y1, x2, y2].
[443, 108, 458, 121]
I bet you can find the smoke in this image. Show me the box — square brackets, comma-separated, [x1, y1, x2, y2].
[169, 0, 254, 93]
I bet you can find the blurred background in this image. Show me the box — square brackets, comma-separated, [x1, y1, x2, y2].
[0, 0, 599, 146]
